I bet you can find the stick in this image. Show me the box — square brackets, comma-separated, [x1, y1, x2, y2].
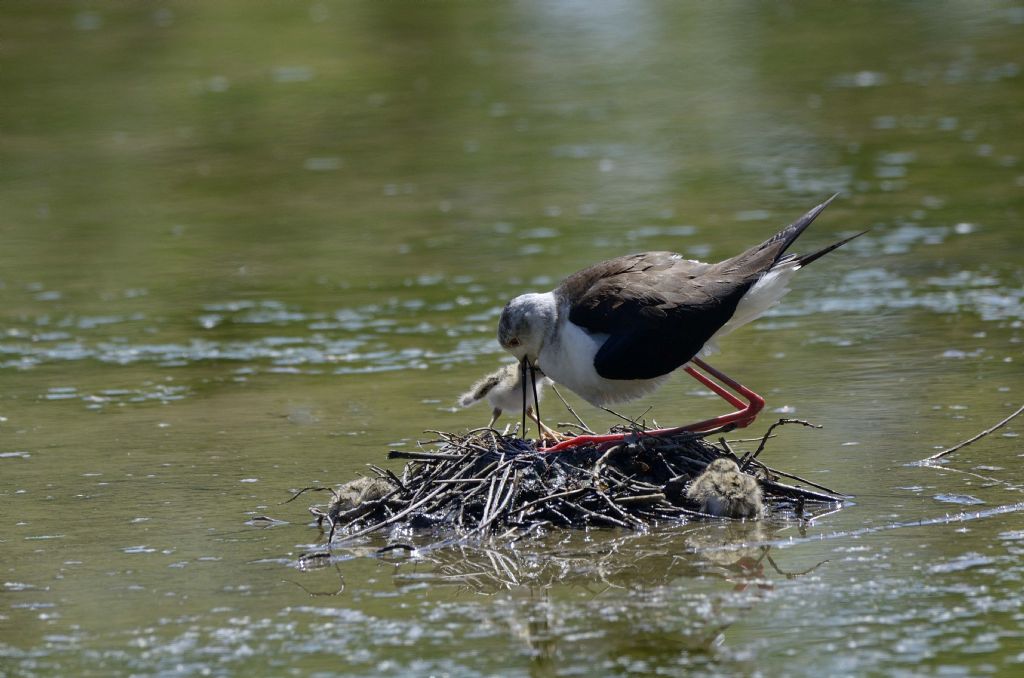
[482, 459, 513, 525]
[559, 498, 631, 528]
[369, 465, 406, 492]
[740, 419, 821, 470]
[596, 491, 646, 529]
[924, 403, 1024, 461]
[602, 406, 652, 428]
[476, 470, 521, 535]
[332, 484, 448, 543]
[759, 478, 844, 504]
[747, 460, 849, 498]
[549, 384, 593, 433]
[387, 450, 466, 461]
[515, 487, 589, 516]
[282, 486, 338, 504]
[431, 477, 488, 484]
[614, 493, 667, 506]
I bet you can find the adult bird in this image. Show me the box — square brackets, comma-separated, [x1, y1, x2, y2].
[497, 194, 862, 451]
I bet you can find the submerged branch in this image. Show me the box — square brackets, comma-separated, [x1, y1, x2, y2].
[923, 402, 1024, 462]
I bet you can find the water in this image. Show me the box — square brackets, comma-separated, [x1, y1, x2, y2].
[2, 2, 1023, 675]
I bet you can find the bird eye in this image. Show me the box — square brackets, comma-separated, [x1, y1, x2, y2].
[507, 338, 521, 347]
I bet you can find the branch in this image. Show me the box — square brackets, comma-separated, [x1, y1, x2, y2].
[923, 403, 1024, 462]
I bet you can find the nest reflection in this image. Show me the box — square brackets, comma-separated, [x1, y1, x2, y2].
[298, 516, 829, 595]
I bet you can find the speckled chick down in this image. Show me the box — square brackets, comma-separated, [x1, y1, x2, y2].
[459, 363, 551, 425]
[686, 457, 764, 519]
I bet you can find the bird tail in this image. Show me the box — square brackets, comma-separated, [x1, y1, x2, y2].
[755, 194, 866, 270]
[722, 194, 842, 276]
[793, 229, 868, 268]
[458, 372, 501, 408]
[757, 193, 840, 261]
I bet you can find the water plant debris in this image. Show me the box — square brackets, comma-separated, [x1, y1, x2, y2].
[292, 419, 846, 547]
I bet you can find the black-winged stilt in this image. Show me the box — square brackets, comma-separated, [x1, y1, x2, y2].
[496, 195, 862, 451]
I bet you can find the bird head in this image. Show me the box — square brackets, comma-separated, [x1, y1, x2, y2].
[497, 293, 554, 366]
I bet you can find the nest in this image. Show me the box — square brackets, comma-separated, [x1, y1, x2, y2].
[296, 419, 845, 546]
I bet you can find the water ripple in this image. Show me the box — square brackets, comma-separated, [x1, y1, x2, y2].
[3, 260, 1019, 412]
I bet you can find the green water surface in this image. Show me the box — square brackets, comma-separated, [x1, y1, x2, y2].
[2, 2, 1023, 676]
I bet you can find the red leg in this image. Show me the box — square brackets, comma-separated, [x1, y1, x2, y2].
[541, 358, 765, 452]
[677, 358, 765, 430]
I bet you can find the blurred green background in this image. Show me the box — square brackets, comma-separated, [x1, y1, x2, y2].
[1, 2, 1022, 676]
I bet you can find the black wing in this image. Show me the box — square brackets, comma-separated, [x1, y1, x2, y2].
[563, 252, 752, 379]
[560, 195, 845, 380]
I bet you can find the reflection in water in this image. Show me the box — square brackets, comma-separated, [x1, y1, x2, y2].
[401, 523, 827, 672]
[1, 1, 1023, 675]
[308, 521, 824, 596]
[290, 521, 828, 671]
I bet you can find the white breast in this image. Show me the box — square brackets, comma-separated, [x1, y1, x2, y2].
[539, 319, 670, 407]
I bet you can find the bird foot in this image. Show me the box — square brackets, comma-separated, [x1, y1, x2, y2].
[538, 425, 572, 446]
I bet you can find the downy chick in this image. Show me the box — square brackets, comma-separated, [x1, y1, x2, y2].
[459, 363, 553, 434]
[686, 457, 764, 519]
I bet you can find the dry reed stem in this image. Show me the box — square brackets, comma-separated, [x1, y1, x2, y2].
[304, 420, 844, 547]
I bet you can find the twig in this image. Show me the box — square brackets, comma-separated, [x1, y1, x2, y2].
[369, 465, 407, 492]
[559, 498, 631, 528]
[597, 491, 647, 530]
[924, 403, 1024, 461]
[726, 435, 777, 443]
[549, 384, 593, 433]
[591, 444, 623, 481]
[615, 493, 667, 506]
[746, 460, 849, 498]
[516, 487, 589, 515]
[282, 486, 338, 504]
[377, 544, 416, 555]
[602, 406, 652, 428]
[387, 450, 467, 461]
[740, 419, 822, 471]
[299, 424, 847, 544]
[332, 484, 449, 543]
[476, 470, 521, 535]
[759, 478, 844, 504]
[431, 477, 488, 484]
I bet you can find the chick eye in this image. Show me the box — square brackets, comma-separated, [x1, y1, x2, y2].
[507, 338, 521, 347]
